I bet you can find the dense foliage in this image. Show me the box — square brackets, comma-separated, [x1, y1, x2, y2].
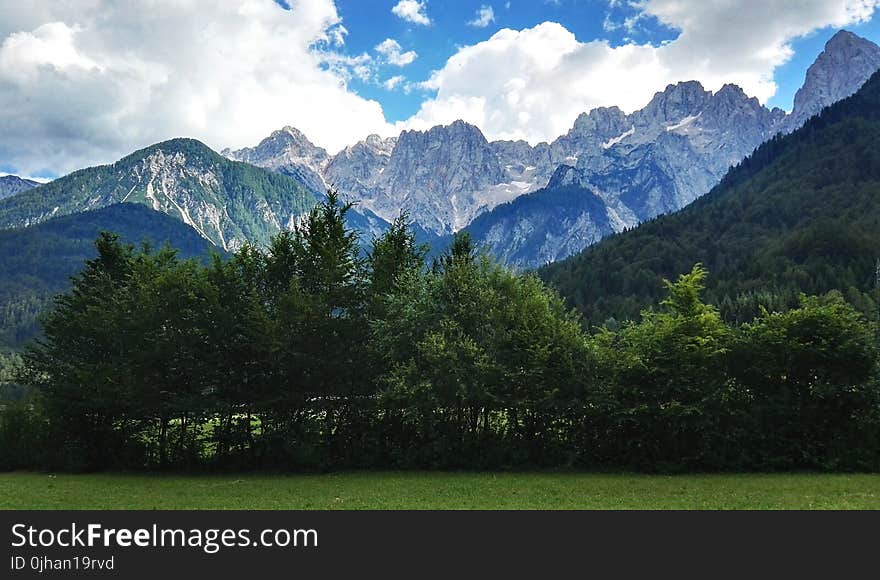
[0, 204, 217, 350]
[540, 70, 880, 328]
[3, 192, 878, 472]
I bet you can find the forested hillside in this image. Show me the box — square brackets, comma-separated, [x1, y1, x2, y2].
[3, 195, 878, 473]
[0, 203, 217, 349]
[540, 71, 880, 327]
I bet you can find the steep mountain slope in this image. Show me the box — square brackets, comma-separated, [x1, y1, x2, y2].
[0, 203, 217, 349]
[540, 70, 880, 327]
[779, 29, 880, 133]
[0, 139, 317, 251]
[0, 175, 40, 201]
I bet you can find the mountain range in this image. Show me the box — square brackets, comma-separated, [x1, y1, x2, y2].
[222, 30, 880, 268]
[0, 29, 879, 346]
[541, 66, 880, 326]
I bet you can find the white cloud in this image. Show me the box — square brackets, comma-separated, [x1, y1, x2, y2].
[402, 1, 880, 143]
[468, 5, 496, 28]
[4, 0, 879, 177]
[375, 38, 418, 67]
[0, 0, 394, 176]
[392, 0, 431, 26]
[384, 75, 407, 90]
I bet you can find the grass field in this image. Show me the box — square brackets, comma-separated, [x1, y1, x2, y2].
[1, 472, 879, 509]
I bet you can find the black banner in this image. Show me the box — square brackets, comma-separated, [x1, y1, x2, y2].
[0, 511, 873, 578]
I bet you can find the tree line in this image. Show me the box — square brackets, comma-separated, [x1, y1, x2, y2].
[2, 192, 879, 472]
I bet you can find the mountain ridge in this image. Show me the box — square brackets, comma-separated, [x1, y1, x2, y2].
[0, 175, 40, 201]
[0, 138, 317, 251]
[539, 67, 880, 325]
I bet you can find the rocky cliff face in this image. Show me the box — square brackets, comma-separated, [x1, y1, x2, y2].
[324, 134, 396, 203]
[376, 120, 508, 234]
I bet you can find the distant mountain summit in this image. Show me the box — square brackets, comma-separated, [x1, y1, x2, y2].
[780, 29, 880, 133]
[223, 126, 331, 196]
[0, 138, 316, 251]
[0, 175, 40, 201]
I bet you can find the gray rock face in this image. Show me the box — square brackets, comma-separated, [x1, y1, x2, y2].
[780, 30, 880, 134]
[377, 120, 508, 234]
[234, 122, 520, 237]
[0, 175, 40, 201]
[324, 134, 396, 205]
[223, 126, 331, 195]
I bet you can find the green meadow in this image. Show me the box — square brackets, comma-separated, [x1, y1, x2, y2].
[1, 472, 878, 510]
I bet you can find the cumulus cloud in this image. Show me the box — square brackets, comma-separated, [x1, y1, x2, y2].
[375, 38, 418, 67]
[392, 0, 431, 26]
[384, 75, 407, 90]
[5, 0, 880, 177]
[468, 5, 496, 28]
[402, 0, 880, 143]
[0, 0, 394, 176]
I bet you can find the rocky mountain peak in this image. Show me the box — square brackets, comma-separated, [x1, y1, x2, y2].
[277, 125, 309, 139]
[640, 80, 712, 125]
[222, 126, 330, 195]
[363, 134, 397, 153]
[825, 29, 867, 51]
[783, 30, 880, 132]
[696, 83, 773, 128]
[714, 83, 750, 102]
[546, 165, 583, 189]
[567, 106, 630, 142]
[405, 119, 488, 145]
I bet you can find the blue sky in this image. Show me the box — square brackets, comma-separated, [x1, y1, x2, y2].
[3, 1, 880, 178]
[334, 0, 679, 121]
[329, 0, 880, 121]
